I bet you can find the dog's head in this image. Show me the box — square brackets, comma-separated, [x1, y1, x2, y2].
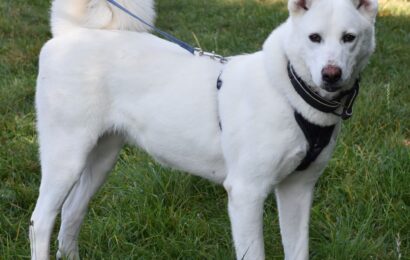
[284, 0, 378, 97]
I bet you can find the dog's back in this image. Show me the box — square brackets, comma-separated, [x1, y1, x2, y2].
[50, 0, 155, 37]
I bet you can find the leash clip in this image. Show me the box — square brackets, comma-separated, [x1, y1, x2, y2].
[195, 48, 228, 64]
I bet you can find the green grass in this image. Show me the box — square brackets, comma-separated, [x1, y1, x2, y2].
[0, 0, 409, 259]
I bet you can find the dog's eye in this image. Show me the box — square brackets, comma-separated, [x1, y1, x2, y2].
[309, 33, 322, 43]
[342, 33, 356, 43]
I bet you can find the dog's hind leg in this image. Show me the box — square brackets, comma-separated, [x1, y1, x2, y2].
[30, 128, 99, 260]
[56, 133, 124, 260]
[275, 170, 321, 260]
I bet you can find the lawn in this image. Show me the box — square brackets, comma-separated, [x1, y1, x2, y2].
[0, 0, 409, 259]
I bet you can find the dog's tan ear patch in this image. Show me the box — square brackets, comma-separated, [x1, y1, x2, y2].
[288, 0, 313, 16]
[357, 0, 378, 22]
[295, 0, 308, 10]
[357, 0, 370, 8]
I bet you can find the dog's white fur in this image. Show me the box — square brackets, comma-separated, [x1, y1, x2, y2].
[30, 0, 377, 259]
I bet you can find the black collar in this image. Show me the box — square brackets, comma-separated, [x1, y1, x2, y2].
[287, 63, 360, 120]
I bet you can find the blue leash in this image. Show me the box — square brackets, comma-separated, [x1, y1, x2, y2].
[107, 0, 196, 54]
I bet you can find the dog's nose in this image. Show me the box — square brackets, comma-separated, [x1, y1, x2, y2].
[322, 65, 342, 84]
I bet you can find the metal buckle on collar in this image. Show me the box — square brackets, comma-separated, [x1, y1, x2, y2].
[333, 79, 360, 120]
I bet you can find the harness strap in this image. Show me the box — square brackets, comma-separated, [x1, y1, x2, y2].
[216, 73, 223, 130]
[294, 112, 335, 171]
[216, 70, 336, 171]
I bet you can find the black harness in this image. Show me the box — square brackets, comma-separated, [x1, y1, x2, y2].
[287, 63, 360, 170]
[216, 63, 360, 171]
[294, 111, 335, 171]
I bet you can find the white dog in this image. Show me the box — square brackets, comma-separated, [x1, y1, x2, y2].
[30, 0, 378, 259]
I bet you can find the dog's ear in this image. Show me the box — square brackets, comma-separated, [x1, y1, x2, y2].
[288, 0, 313, 16]
[356, 0, 378, 22]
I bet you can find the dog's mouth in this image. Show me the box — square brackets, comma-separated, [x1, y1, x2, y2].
[313, 83, 347, 100]
[322, 83, 343, 93]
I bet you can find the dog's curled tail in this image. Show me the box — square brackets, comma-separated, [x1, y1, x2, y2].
[50, 0, 155, 37]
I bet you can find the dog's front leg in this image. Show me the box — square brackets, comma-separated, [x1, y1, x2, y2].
[275, 170, 321, 260]
[224, 174, 272, 260]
